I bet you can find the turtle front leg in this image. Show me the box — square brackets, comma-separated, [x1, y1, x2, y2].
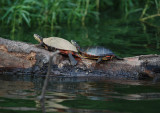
[68, 53, 77, 66]
[35, 42, 44, 49]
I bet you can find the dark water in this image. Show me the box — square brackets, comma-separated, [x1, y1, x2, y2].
[0, 75, 160, 113]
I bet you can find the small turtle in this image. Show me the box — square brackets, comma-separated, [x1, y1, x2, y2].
[34, 34, 78, 65]
[71, 40, 122, 63]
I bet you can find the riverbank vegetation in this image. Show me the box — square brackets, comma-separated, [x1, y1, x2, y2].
[0, 0, 160, 57]
[1, 0, 159, 36]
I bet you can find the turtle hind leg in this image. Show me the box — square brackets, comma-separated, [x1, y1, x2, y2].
[68, 53, 77, 66]
[35, 44, 42, 47]
[96, 57, 103, 63]
[115, 56, 124, 60]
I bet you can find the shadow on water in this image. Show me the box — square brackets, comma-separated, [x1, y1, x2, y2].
[0, 75, 160, 113]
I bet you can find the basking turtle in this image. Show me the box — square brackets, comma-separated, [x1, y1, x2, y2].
[34, 34, 78, 65]
[71, 40, 122, 63]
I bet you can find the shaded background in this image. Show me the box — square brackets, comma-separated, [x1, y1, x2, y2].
[0, 0, 160, 57]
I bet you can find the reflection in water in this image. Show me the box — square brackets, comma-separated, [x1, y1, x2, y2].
[0, 75, 160, 113]
[107, 93, 160, 101]
[41, 77, 160, 113]
[0, 107, 36, 111]
[0, 75, 39, 112]
[0, 80, 35, 99]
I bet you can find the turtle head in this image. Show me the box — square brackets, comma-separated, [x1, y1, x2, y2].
[71, 40, 80, 51]
[34, 34, 43, 43]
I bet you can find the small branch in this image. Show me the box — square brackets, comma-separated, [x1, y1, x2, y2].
[140, 0, 149, 18]
[82, 0, 90, 26]
[40, 50, 60, 113]
[141, 21, 160, 28]
[140, 14, 160, 21]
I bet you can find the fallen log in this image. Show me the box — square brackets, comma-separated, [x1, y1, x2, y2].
[0, 37, 160, 80]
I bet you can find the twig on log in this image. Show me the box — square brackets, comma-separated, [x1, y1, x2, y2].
[39, 50, 60, 113]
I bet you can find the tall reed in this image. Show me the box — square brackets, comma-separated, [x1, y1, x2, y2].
[0, 0, 160, 39]
[1, 0, 35, 39]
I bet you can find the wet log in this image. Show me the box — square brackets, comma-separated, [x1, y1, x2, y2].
[0, 37, 160, 80]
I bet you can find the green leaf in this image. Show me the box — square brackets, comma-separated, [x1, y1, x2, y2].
[21, 12, 30, 26]
[2, 6, 13, 20]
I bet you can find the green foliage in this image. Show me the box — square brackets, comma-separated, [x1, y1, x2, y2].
[0, 0, 159, 37]
[120, 0, 143, 18]
[1, 0, 34, 39]
[0, 0, 99, 37]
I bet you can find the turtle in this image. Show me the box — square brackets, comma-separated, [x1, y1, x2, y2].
[34, 34, 78, 66]
[71, 40, 123, 63]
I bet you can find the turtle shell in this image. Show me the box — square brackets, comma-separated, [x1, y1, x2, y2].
[43, 37, 78, 52]
[81, 46, 115, 57]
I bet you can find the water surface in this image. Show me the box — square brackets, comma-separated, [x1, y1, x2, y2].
[0, 75, 160, 113]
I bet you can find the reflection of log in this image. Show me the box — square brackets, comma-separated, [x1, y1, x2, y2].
[0, 37, 160, 80]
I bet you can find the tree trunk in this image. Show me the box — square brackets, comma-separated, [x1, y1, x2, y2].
[0, 37, 160, 80]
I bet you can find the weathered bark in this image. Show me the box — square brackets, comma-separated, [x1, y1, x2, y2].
[0, 37, 160, 80]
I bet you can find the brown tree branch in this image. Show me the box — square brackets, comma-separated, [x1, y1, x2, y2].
[0, 37, 160, 80]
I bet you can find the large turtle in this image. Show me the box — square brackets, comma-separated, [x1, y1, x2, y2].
[71, 40, 122, 63]
[34, 34, 78, 65]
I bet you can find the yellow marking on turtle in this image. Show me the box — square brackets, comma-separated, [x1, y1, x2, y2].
[78, 53, 112, 60]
